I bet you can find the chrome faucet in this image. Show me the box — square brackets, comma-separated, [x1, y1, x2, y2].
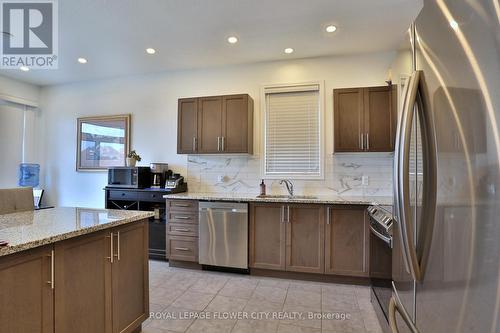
[279, 179, 294, 197]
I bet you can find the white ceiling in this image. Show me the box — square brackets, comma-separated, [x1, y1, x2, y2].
[0, 0, 422, 86]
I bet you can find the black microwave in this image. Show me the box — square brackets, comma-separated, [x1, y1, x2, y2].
[107, 167, 151, 188]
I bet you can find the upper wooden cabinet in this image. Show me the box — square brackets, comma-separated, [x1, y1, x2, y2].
[325, 205, 369, 277]
[177, 94, 253, 154]
[334, 85, 396, 152]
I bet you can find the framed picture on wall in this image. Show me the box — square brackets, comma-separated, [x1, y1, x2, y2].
[76, 114, 131, 171]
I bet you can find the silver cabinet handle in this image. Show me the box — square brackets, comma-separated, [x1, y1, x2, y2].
[287, 206, 290, 223]
[173, 227, 190, 232]
[114, 231, 120, 261]
[280, 205, 285, 223]
[326, 206, 331, 225]
[192, 137, 197, 151]
[221, 136, 225, 151]
[46, 250, 54, 289]
[360, 133, 364, 150]
[217, 136, 221, 151]
[173, 203, 190, 207]
[174, 215, 190, 220]
[175, 247, 190, 251]
[366, 133, 369, 150]
[106, 232, 114, 263]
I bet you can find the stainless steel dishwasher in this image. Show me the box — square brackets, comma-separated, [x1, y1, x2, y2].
[199, 201, 248, 269]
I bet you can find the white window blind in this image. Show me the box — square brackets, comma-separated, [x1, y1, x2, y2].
[264, 85, 321, 177]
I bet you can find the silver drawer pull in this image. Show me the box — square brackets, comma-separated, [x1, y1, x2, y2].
[175, 247, 190, 251]
[174, 216, 190, 219]
[173, 203, 190, 207]
[174, 228, 190, 232]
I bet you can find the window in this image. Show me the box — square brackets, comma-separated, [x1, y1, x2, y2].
[263, 83, 323, 179]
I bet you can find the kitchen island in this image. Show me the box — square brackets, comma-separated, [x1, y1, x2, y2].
[0, 207, 154, 333]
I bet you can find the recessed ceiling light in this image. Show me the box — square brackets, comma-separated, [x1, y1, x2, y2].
[19, 66, 29, 71]
[227, 36, 238, 44]
[77, 57, 87, 64]
[284, 48, 294, 54]
[146, 48, 156, 54]
[449, 20, 459, 30]
[326, 25, 337, 33]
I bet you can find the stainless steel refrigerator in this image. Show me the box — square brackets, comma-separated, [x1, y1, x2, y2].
[391, 0, 500, 332]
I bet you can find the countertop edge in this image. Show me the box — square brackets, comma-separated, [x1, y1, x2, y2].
[162, 193, 392, 206]
[0, 211, 154, 258]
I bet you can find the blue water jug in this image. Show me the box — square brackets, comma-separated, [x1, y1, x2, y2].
[19, 163, 40, 187]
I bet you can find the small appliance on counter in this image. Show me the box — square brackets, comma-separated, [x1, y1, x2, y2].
[150, 163, 171, 188]
[107, 166, 151, 189]
[165, 173, 187, 192]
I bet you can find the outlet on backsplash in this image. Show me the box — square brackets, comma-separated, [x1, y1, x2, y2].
[217, 175, 225, 183]
[362, 175, 369, 186]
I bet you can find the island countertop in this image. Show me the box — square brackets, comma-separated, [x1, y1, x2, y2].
[0, 207, 154, 257]
[163, 192, 393, 206]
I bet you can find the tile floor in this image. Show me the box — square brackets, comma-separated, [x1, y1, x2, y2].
[142, 260, 383, 333]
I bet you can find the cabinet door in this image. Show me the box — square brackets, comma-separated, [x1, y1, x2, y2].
[222, 94, 253, 153]
[286, 205, 325, 273]
[55, 231, 113, 333]
[249, 203, 286, 270]
[177, 98, 199, 154]
[364, 86, 395, 152]
[0, 246, 53, 333]
[112, 220, 149, 333]
[334, 88, 364, 152]
[198, 96, 223, 153]
[325, 206, 369, 277]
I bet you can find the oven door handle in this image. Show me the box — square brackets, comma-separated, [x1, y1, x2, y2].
[369, 223, 392, 247]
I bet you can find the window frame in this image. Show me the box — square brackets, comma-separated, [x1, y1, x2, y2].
[260, 81, 325, 180]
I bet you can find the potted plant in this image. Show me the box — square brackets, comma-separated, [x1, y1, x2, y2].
[126, 150, 141, 167]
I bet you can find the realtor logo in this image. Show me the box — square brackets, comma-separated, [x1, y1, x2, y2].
[1, 0, 58, 69]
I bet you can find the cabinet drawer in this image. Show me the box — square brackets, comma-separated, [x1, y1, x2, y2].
[167, 212, 198, 224]
[167, 236, 198, 262]
[167, 200, 198, 212]
[138, 191, 164, 203]
[168, 223, 199, 237]
[109, 190, 138, 201]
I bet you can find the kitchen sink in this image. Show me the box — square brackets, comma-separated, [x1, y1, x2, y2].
[257, 194, 318, 200]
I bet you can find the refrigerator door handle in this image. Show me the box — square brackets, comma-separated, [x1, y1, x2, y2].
[397, 70, 438, 282]
[389, 282, 420, 333]
[394, 72, 413, 276]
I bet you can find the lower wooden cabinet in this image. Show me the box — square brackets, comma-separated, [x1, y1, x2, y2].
[0, 245, 54, 333]
[0, 220, 149, 333]
[325, 206, 369, 277]
[166, 199, 199, 263]
[286, 204, 325, 274]
[249, 203, 286, 270]
[250, 203, 368, 277]
[249, 203, 324, 274]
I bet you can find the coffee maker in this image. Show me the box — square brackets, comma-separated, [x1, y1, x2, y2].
[150, 163, 171, 188]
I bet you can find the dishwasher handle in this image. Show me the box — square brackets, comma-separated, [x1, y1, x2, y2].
[199, 207, 248, 213]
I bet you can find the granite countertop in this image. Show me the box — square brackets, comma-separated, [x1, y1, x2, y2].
[0, 207, 154, 257]
[163, 192, 393, 206]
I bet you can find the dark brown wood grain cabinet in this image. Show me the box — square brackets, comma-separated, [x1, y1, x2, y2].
[177, 94, 253, 154]
[249, 203, 286, 270]
[177, 98, 199, 154]
[325, 205, 370, 277]
[249, 203, 324, 274]
[0, 245, 54, 333]
[166, 199, 199, 262]
[111, 221, 149, 333]
[55, 220, 148, 333]
[286, 204, 325, 274]
[334, 85, 396, 152]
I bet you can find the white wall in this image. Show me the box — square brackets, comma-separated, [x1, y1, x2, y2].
[40, 52, 395, 208]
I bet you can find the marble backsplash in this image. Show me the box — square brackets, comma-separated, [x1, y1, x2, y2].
[186, 154, 394, 197]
